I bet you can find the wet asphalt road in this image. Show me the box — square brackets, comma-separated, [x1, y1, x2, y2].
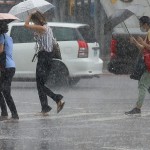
[1, 74, 150, 150]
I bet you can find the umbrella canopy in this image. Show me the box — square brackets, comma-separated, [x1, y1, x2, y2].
[104, 4, 145, 34]
[0, 13, 19, 24]
[9, 0, 55, 21]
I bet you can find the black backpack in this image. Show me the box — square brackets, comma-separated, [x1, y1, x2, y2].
[130, 53, 146, 80]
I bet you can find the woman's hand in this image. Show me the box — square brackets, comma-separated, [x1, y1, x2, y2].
[137, 36, 144, 45]
[30, 10, 37, 15]
[130, 36, 144, 50]
[24, 11, 35, 27]
[130, 36, 137, 44]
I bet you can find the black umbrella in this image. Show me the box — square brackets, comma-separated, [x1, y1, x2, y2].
[104, 4, 145, 35]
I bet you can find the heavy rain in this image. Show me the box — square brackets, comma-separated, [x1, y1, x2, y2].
[0, 0, 150, 150]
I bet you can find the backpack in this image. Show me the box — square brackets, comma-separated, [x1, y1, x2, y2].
[130, 53, 146, 80]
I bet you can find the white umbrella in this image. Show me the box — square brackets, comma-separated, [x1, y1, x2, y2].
[9, 0, 55, 21]
[0, 13, 19, 24]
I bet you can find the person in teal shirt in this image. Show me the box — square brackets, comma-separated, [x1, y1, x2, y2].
[0, 21, 19, 121]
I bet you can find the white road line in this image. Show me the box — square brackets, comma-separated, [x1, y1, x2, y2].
[141, 112, 150, 117]
[102, 147, 137, 150]
[86, 115, 128, 122]
[14, 113, 100, 122]
[4, 112, 150, 123]
[85, 113, 150, 122]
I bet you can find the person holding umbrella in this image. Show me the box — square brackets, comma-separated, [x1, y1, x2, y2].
[125, 16, 150, 115]
[24, 11, 65, 114]
[0, 20, 19, 121]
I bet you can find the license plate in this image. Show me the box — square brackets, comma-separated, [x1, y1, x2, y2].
[94, 50, 97, 56]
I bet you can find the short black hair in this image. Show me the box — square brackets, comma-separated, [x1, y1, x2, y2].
[139, 16, 150, 25]
[0, 21, 8, 34]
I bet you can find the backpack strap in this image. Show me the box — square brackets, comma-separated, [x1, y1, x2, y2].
[2, 34, 5, 49]
[32, 38, 39, 62]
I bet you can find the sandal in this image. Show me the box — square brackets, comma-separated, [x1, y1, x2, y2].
[57, 101, 65, 113]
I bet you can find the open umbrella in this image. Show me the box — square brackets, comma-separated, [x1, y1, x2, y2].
[9, 0, 55, 21]
[104, 4, 145, 34]
[0, 13, 19, 24]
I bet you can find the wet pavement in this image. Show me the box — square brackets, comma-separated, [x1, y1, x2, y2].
[1, 74, 150, 150]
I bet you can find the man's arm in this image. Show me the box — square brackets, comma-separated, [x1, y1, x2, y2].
[0, 35, 4, 54]
[0, 44, 4, 54]
[24, 12, 46, 33]
[130, 37, 144, 50]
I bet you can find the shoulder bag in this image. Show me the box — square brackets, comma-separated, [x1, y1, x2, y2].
[52, 38, 62, 60]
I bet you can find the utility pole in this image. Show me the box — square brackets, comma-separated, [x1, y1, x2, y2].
[59, 0, 68, 22]
[74, 0, 78, 22]
[88, 0, 91, 17]
[81, 0, 85, 22]
[94, 0, 100, 45]
[94, 0, 108, 59]
[53, 0, 59, 21]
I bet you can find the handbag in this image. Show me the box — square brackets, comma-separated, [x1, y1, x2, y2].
[32, 38, 62, 62]
[52, 38, 62, 59]
[0, 34, 6, 71]
[144, 53, 150, 72]
[130, 53, 146, 80]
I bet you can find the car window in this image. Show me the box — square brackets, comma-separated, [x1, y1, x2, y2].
[10, 26, 34, 43]
[78, 26, 96, 43]
[51, 27, 83, 41]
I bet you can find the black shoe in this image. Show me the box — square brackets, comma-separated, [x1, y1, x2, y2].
[41, 106, 52, 113]
[125, 108, 141, 115]
[1, 112, 8, 117]
[130, 74, 141, 80]
[7, 117, 19, 122]
[0, 116, 8, 121]
[12, 115, 19, 120]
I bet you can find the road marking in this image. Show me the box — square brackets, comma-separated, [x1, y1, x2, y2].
[84, 112, 150, 122]
[86, 115, 128, 122]
[141, 112, 150, 117]
[15, 112, 100, 122]
[102, 147, 137, 150]
[4, 111, 150, 123]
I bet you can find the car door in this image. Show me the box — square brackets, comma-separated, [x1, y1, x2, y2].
[10, 25, 36, 78]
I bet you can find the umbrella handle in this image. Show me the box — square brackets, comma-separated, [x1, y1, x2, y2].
[123, 21, 131, 37]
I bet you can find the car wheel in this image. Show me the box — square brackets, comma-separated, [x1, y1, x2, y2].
[46, 60, 69, 87]
[69, 77, 80, 86]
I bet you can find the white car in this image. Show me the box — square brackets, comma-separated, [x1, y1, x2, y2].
[8, 22, 103, 85]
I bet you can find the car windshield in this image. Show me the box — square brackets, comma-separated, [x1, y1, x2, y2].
[78, 26, 96, 43]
